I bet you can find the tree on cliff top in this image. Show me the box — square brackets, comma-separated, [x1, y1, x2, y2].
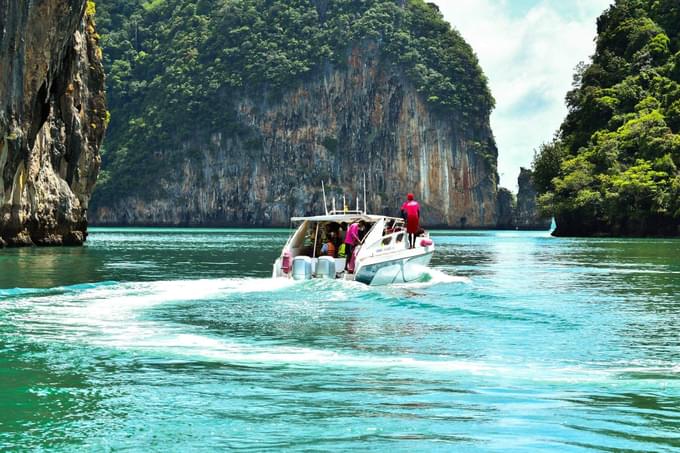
[93, 0, 495, 205]
[533, 0, 680, 236]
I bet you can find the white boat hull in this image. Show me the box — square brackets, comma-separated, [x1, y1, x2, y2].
[354, 249, 434, 285]
[271, 212, 436, 286]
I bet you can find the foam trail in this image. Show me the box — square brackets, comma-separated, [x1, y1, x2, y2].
[95, 330, 668, 385]
[395, 265, 470, 288]
[17, 278, 294, 305]
[0, 281, 119, 300]
[14, 277, 612, 384]
[13, 278, 296, 331]
[15, 276, 675, 388]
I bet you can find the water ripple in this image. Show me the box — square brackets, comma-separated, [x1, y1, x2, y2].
[1, 229, 679, 451]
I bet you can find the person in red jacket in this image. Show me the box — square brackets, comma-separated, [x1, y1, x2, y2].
[401, 193, 421, 249]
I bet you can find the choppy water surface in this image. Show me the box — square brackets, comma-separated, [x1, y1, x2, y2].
[1, 228, 679, 451]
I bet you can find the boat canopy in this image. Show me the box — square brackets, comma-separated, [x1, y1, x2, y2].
[290, 214, 403, 223]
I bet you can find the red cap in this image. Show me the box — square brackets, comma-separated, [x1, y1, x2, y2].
[407, 193, 414, 201]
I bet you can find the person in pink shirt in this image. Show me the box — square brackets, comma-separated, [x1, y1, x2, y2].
[401, 193, 421, 249]
[343, 220, 364, 272]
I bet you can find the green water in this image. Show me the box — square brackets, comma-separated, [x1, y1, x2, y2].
[1, 228, 679, 451]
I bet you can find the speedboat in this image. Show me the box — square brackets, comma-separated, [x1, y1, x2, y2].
[272, 209, 435, 285]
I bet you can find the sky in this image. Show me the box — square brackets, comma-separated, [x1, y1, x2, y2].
[431, 0, 614, 189]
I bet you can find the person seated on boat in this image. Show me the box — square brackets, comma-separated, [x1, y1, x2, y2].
[320, 231, 337, 257]
[333, 230, 342, 250]
[343, 221, 361, 271]
[299, 227, 315, 257]
[326, 222, 339, 234]
[401, 193, 421, 249]
[338, 222, 347, 244]
[327, 223, 342, 248]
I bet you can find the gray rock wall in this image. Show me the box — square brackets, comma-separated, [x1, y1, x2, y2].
[516, 167, 551, 230]
[91, 44, 499, 227]
[495, 188, 515, 228]
[0, 1, 106, 246]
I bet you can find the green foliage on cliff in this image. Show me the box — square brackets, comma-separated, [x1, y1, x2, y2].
[534, 0, 680, 235]
[93, 0, 493, 204]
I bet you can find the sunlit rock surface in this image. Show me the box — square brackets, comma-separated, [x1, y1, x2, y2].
[91, 43, 499, 227]
[0, 1, 106, 246]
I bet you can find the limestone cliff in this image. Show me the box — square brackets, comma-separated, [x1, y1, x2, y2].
[92, 43, 498, 227]
[90, 0, 500, 227]
[495, 188, 515, 229]
[516, 168, 551, 230]
[0, 1, 106, 246]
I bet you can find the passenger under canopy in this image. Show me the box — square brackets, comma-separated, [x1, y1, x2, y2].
[273, 211, 434, 285]
[287, 215, 405, 259]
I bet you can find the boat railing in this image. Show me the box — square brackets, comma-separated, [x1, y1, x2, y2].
[328, 209, 365, 215]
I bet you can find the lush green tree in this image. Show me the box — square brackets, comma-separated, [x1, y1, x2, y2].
[531, 140, 566, 195]
[534, 0, 680, 236]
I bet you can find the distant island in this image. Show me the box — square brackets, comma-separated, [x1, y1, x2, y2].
[533, 0, 680, 237]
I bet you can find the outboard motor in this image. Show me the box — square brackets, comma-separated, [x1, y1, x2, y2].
[292, 256, 313, 280]
[316, 256, 335, 279]
[281, 251, 292, 274]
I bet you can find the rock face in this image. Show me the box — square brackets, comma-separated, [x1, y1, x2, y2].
[495, 188, 515, 229]
[515, 167, 551, 230]
[494, 168, 551, 230]
[0, 1, 106, 246]
[92, 43, 498, 227]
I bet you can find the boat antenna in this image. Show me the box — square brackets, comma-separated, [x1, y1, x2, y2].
[363, 172, 367, 214]
[321, 180, 329, 215]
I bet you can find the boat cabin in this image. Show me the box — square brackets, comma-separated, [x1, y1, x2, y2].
[273, 213, 409, 279]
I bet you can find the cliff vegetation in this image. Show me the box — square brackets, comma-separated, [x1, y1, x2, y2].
[91, 0, 498, 226]
[534, 0, 680, 236]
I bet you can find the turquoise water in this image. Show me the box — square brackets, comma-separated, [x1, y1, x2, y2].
[1, 228, 679, 451]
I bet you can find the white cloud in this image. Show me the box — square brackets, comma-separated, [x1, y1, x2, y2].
[432, 0, 613, 189]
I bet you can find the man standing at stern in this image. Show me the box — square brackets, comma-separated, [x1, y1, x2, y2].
[401, 193, 421, 249]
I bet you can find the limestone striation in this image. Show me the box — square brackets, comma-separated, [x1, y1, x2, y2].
[0, 1, 106, 246]
[515, 168, 551, 230]
[493, 168, 551, 230]
[495, 188, 515, 229]
[92, 43, 499, 227]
